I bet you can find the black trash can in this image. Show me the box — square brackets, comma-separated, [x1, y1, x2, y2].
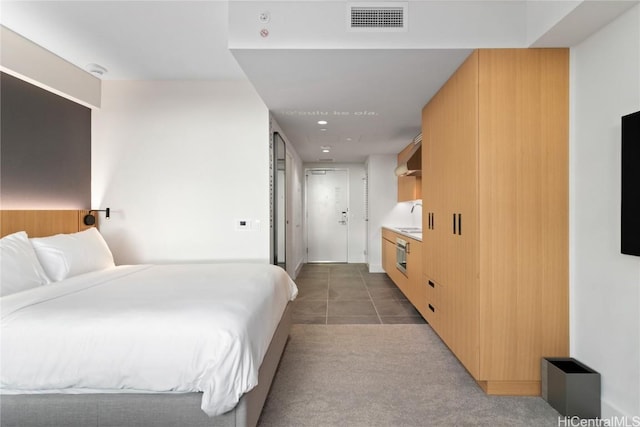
[541, 357, 601, 419]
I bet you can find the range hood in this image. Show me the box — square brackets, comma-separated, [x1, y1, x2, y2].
[395, 133, 422, 176]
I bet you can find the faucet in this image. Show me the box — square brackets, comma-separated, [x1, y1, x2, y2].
[410, 202, 422, 213]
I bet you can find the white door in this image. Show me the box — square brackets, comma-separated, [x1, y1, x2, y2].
[306, 169, 349, 262]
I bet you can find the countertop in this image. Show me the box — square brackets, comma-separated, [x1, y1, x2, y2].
[382, 226, 422, 242]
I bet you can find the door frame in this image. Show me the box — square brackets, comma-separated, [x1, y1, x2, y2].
[271, 132, 287, 268]
[304, 167, 350, 263]
[285, 151, 294, 275]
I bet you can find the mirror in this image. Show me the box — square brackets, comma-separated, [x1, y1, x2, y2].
[273, 132, 286, 268]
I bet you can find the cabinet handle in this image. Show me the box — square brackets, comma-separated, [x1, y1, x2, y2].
[453, 213, 456, 235]
[428, 280, 435, 288]
[428, 304, 435, 312]
[406, 242, 410, 254]
[458, 213, 462, 235]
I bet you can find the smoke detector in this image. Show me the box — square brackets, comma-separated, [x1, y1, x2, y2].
[87, 63, 108, 77]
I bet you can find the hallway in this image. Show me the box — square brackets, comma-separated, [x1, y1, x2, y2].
[292, 264, 426, 325]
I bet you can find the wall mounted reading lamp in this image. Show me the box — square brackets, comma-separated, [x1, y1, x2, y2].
[83, 208, 110, 226]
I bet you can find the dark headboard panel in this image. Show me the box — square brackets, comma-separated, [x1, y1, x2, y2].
[0, 72, 91, 208]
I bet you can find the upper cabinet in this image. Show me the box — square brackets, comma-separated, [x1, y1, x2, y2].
[396, 137, 422, 202]
[421, 49, 569, 396]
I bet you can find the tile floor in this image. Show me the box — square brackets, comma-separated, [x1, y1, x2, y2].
[292, 263, 427, 325]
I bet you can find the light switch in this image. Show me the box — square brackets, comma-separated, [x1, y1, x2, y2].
[236, 219, 251, 230]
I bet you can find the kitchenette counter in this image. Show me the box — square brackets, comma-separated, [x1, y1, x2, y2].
[381, 226, 426, 318]
[382, 226, 422, 241]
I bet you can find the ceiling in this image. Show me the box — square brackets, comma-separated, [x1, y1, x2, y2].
[1, 1, 637, 163]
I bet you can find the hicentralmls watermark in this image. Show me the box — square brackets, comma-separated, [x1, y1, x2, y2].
[558, 416, 640, 427]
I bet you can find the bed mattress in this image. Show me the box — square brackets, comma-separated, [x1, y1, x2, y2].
[0, 263, 298, 416]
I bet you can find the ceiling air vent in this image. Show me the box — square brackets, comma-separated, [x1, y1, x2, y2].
[348, 2, 408, 32]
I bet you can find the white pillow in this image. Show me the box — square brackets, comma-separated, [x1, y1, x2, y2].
[30, 228, 115, 282]
[1, 231, 51, 297]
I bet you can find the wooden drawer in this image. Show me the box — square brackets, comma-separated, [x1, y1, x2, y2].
[382, 227, 398, 243]
[425, 277, 441, 307]
[424, 277, 443, 331]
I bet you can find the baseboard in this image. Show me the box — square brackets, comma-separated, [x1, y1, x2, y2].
[293, 259, 304, 280]
[477, 380, 540, 396]
[601, 398, 630, 419]
[368, 264, 385, 273]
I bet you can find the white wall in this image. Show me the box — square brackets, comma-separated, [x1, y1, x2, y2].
[303, 162, 367, 264]
[525, 0, 581, 45]
[366, 155, 400, 273]
[570, 4, 640, 418]
[92, 80, 270, 264]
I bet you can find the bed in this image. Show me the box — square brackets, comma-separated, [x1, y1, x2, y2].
[0, 210, 297, 427]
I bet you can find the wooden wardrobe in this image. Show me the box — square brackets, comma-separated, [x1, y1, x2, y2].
[421, 49, 569, 395]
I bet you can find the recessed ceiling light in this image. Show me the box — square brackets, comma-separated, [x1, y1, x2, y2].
[322, 149, 330, 153]
[346, 137, 352, 141]
[320, 128, 327, 132]
[317, 120, 328, 125]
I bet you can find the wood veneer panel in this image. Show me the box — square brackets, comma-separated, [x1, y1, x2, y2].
[398, 176, 418, 202]
[407, 239, 423, 314]
[382, 231, 409, 292]
[447, 51, 480, 378]
[421, 49, 568, 394]
[397, 142, 421, 202]
[1, 210, 95, 238]
[537, 49, 570, 362]
[478, 49, 521, 381]
[477, 49, 569, 381]
[423, 74, 450, 288]
[477, 380, 540, 396]
[382, 234, 395, 273]
[422, 102, 435, 279]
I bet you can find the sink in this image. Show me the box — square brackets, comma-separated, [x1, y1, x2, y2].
[397, 227, 422, 233]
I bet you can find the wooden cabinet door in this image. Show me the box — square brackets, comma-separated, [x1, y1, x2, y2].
[445, 51, 480, 378]
[398, 176, 418, 202]
[382, 236, 395, 275]
[477, 49, 569, 383]
[406, 239, 423, 313]
[382, 233, 409, 294]
[425, 276, 451, 344]
[422, 103, 433, 274]
[422, 89, 450, 287]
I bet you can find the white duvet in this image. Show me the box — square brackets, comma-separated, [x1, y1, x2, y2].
[0, 263, 298, 416]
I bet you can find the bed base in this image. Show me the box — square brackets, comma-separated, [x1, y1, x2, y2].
[0, 303, 292, 427]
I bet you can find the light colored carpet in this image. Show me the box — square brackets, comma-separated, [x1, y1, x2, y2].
[258, 325, 561, 427]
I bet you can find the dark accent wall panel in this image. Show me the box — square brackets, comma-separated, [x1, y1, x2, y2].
[1, 72, 91, 208]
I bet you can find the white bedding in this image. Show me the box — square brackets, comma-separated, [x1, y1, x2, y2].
[0, 263, 298, 416]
